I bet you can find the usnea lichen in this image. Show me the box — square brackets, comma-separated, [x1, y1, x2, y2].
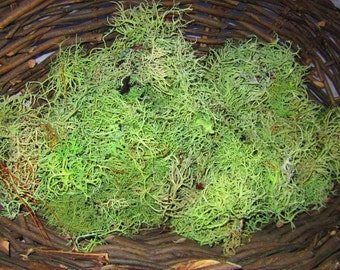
[1, 2, 339, 253]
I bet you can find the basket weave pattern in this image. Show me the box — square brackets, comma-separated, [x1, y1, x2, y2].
[0, 0, 339, 105]
[0, 186, 338, 269]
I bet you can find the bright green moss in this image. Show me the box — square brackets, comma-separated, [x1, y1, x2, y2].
[1, 2, 339, 253]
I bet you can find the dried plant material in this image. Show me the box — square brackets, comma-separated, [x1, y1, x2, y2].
[33, 248, 109, 265]
[167, 259, 241, 270]
[317, 21, 326, 27]
[312, 80, 325, 88]
[1, 1, 339, 255]
[173, 237, 187, 244]
[20, 247, 34, 260]
[0, 0, 46, 29]
[0, 236, 10, 255]
[276, 220, 285, 228]
[27, 59, 36, 68]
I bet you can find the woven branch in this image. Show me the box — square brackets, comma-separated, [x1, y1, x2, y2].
[0, 0, 47, 29]
[0, 0, 339, 106]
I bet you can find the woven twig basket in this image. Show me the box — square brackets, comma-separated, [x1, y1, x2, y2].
[0, 0, 339, 106]
[0, 1, 339, 269]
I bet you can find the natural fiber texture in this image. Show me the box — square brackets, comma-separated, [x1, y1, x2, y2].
[0, 186, 339, 269]
[0, 0, 339, 106]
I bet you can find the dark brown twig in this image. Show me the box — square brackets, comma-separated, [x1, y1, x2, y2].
[0, 0, 47, 29]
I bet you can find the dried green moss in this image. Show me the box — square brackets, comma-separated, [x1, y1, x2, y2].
[1, 2, 339, 253]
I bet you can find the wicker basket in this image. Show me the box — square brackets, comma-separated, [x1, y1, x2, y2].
[0, 1, 339, 269]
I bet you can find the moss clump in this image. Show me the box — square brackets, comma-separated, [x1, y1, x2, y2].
[1, 2, 339, 253]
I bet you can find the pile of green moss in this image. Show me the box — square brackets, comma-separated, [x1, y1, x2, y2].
[1, 2, 339, 253]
